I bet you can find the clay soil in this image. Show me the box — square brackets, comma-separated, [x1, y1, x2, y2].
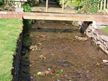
[19, 21, 108, 81]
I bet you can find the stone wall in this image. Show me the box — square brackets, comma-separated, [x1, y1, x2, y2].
[85, 25, 108, 54]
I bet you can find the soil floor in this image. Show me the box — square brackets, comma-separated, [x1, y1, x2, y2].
[18, 21, 108, 81]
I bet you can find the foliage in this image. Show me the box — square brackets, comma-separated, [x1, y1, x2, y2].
[59, 0, 100, 14]
[21, 3, 31, 12]
[79, 0, 100, 14]
[0, 19, 23, 81]
[28, 0, 39, 6]
[23, 19, 32, 34]
[23, 37, 32, 46]
[0, 0, 3, 5]
[21, 3, 32, 34]
[59, 0, 81, 9]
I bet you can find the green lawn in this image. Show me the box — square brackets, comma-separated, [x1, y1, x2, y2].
[0, 19, 23, 81]
[101, 27, 108, 35]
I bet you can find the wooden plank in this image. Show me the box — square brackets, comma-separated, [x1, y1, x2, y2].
[23, 12, 108, 22]
[31, 7, 77, 14]
[62, 0, 64, 13]
[100, 0, 103, 10]
[23, 14, 95, 21]
[104, 0, 106, 9]
[46, 0, 48, 12]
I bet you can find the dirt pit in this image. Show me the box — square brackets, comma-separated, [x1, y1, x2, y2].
[19, 21, 108, 81]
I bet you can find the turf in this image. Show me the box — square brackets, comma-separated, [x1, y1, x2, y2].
[0, 19, 23, 81]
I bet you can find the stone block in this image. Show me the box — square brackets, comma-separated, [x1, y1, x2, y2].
[100, 35, 108, 42]
[92, 21, 108, 29]
[15, 8, 23, 12]
[96, 41, 101, 45]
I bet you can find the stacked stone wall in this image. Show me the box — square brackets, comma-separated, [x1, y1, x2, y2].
[85, 25, 108, 54]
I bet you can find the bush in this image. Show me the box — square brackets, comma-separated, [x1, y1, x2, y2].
[59, 0, 81, 9]
[21, 3, 32, 34]
[59, 0, 100, 14]
[0, 0, 3, 5]
[79, 0, 100, 14]
[21, 3, 31, 12]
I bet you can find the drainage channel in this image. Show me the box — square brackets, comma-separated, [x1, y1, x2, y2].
[18, 20, 108, 81]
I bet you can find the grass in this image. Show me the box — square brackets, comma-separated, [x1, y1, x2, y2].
[101, 27, 108, 35]
[0, 19, 23, 81]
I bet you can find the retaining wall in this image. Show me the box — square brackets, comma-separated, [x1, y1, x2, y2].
[85, 25, 108, 54]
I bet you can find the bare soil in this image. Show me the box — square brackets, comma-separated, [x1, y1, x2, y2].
[19, 21, 108, 81]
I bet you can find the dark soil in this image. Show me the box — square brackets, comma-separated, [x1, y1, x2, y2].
[18, 21, 108, 81]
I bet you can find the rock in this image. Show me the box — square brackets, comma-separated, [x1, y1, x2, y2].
[96, 41, 101, 45]
[85, 25, 108, 54]
[100, 35, 108, 42]
[75, 36, 88, 41]
[92, 21, 108, 29]
[96, 34, 101, 40]
[15, 8, 23, 12]
[95, 26, 107, 29]
[78, 21, 83, 26]
[106, 42, 108, 48]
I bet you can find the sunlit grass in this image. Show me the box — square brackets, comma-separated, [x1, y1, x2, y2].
[0, 19, 23, 81]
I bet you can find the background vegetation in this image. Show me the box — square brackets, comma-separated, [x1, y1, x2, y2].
[0, 0, 3, 5]
[59, 0, 100, 14]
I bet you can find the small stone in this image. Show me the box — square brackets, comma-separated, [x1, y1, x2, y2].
[106, 42, 108, 47]
[96, 34, 101, 40]
[96, 41, 101, 45]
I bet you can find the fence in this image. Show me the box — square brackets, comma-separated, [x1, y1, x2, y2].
[98, 0, 108, 10]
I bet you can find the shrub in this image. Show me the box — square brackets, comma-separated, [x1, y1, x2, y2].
[21, 3, 31, 12]
[59, 0, 81, 9]
[21, 3, 32, 34]
[0, 0, 3, 5]
[59, 0, 100, 14]
[79, 0, 100, 14]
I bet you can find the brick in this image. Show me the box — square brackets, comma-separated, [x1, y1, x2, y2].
[7, 14, 11, 18]
[1, 14, 5, 18]
[17, 15, 22, 19]
[16, 15, 19, 18]
[4, 14, 7, 18]
[13, 14, 17, 18]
